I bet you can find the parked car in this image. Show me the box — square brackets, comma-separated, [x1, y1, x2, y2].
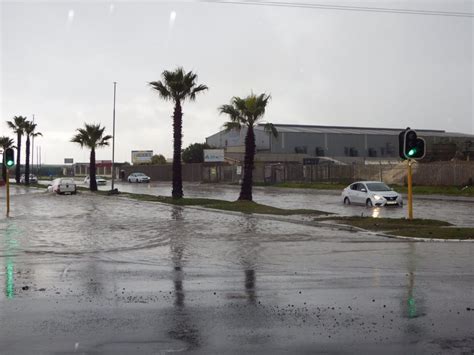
[20, 174, 38, 184]
[84, 175, 107, 186]
[342, 181, 403, 207]
[47, 178, 77, 195]
[127, 172, 150, 183]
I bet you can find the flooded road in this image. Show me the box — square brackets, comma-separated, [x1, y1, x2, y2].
[87, 181, 474, 227]
[0, 191, 473, 354]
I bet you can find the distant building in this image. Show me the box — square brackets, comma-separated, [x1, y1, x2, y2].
[206, 124, 474, 163]
[73, 161, 127, 176]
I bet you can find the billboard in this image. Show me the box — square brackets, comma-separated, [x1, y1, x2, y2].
[203, 149, 225, 162]
[132, 150, 153, 164]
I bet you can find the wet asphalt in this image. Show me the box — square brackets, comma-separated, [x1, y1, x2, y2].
[0, 185, 473, 354]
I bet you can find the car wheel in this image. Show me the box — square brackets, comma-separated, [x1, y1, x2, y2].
[343, 197, 351, 205]
[128, 179, 131, 183]
[366, 199, 373, 207]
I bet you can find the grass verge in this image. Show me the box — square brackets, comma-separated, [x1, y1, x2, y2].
[318, 216, 473, 240]
[120, 192, 329, 216]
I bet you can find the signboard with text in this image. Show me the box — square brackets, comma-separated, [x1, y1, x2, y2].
[132, 150, 153, 164]
[203, 149, 225, 162]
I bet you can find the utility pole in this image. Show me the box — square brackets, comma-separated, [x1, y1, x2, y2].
[111, 82, 117, 192]
[31, 114, 35, 172]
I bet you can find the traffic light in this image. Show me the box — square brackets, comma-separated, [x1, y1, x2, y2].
[399, 128, 425, 160]
[5, 148, 15, 168]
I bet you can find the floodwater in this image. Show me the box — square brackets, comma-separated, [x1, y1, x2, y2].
[0, 191, 473, 353]
[87, 181, 474, 227]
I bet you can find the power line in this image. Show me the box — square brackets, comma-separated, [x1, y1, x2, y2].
[201, 0, 474, 18]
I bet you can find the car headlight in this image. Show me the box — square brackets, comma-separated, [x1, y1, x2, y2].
[373, 195, 382, 200]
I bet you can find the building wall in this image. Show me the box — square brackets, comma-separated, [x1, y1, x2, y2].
[269, 132, 399, 158]
[207, 127, 473, 161]
[206, 128, 270, 151]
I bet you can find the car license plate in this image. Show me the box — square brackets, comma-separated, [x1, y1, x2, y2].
[386, 201, 397, 205]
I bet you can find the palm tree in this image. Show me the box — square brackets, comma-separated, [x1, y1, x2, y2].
[219, 93, 277, 201]
[149, 67, 208, 199]
[7, 116, 28, 183]
[0, 136, 15, 182]
[24, 121, 42, 185]
[71, 123, 112, 191]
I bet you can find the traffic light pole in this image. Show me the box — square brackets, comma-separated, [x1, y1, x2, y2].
[6, 168, 10, 217]
[407, 160, 413, 220]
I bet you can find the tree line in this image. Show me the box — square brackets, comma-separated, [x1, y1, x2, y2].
[1, 116, 42, 185]
[4, 67, 276, 201]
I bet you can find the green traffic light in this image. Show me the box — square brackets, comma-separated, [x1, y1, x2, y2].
[407, 148, 417, 157]
[6, 160, 14, 167]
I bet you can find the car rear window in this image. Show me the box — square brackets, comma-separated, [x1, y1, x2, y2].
[61, 179, 74, 184]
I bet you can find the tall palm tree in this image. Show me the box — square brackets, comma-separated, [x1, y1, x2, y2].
[0, 136, 15, 182]
[7, 116, 28, 183]
[24, 121, 42, 185]
[219, 93, 277, 201]
[149, 67, 208, 199]
[71, 123, 112, 191]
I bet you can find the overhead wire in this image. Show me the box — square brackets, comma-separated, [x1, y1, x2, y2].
[201, 0, 474, 18]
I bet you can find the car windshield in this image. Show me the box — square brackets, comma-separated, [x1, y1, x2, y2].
[366, 183, 391, 191]
[136, 173, 145, 176]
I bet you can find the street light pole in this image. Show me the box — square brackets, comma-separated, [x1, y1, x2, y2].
[111, 82, 117, 191]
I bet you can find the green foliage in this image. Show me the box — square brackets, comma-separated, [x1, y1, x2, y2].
[219, 93, 273, 130]
[71, 123, 112, 149]
[181, 143, 211, 163]
[151, 154, 167, 165]
[0, 136, 15, 149]
[149, 67, 208, 103]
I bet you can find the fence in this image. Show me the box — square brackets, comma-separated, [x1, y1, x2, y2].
[119, 161, 474, 186]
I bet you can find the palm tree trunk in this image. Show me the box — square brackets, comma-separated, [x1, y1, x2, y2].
[15, 132, 21, 184]
[172, 99, 183, 199]
[239, 126, 256, 201]
[2, 152, 6, 182]
[25, 136, 31, 185]
[90, 148, 98, 191]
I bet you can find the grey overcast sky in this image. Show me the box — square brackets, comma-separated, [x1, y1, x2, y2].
[1, 0, 472, 164]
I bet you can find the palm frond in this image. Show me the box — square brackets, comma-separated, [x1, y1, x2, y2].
[71, 123, 110, 150]
[150, 67, 207, 103]
[149, 81, 172, 101]
[263, 122, 278, 138]
[189, 84, 209, 101]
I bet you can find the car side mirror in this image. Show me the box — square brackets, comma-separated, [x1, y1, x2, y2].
[361, 188, 367, 192]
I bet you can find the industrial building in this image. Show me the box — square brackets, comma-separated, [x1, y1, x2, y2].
[206, 124, 474, 163]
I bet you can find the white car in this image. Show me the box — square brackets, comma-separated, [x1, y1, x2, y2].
[20, 174, 38, 184]
[127, 173, 150, 183]
[342, 181, 403, 207]
[47, 178, 77, 195]
[84, 175, 107, 186]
